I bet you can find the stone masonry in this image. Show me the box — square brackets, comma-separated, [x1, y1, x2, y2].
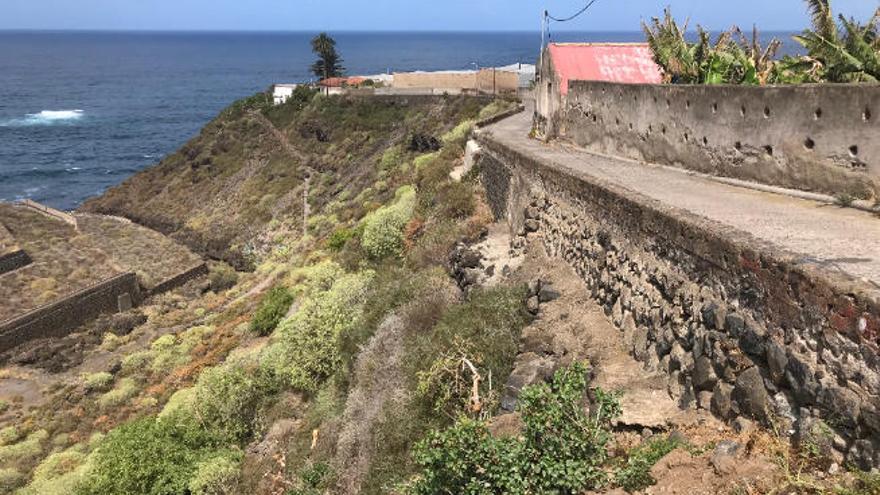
[478, 133, 880, 469]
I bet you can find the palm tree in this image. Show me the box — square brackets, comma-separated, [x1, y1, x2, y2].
[310, 33, 345, 80]
[792, 0, 880, 82]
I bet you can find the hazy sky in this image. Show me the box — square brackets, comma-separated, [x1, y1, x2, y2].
[1, 0, 877, 31]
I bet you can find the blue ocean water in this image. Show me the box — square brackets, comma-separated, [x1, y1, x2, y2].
[0, 31, 801, 210]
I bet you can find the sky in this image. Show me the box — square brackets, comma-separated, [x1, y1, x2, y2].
[0, 0, 876, 32]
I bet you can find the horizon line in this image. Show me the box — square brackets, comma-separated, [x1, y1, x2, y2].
[0, 28, 804, 34]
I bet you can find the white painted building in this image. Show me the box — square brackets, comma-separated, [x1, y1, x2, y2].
[272, 84, 300, 105]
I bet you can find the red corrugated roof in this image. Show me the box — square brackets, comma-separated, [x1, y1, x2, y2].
[548, 43, 662, 94]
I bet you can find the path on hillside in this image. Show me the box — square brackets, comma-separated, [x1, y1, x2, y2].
[481, 103, 880, 287]
[250, 111, 313, 238]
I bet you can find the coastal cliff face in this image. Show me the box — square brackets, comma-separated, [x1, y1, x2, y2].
[4, 91, 879, 495]
[82, 93, 487, 269]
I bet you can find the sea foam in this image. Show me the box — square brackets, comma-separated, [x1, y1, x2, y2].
[0, 110, 85, 127]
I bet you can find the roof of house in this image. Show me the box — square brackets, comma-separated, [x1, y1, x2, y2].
[547, 43, 662, 94]
[319, 76, 366, 87]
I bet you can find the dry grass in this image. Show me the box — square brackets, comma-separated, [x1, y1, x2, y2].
[0, 204, 203, 322]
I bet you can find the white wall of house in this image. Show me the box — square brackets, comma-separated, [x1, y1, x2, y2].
[273, 84, 299, 105]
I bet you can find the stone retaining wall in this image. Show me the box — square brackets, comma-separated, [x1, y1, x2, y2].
[477, 133, 880, 468]
[553, 81, 880, 199]
[147, 262, 208, 296]
[0, 250, 31, 276]
[0, 272, 141, 352]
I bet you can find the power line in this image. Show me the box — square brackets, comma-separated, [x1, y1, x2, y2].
[546, 0, 601, 23]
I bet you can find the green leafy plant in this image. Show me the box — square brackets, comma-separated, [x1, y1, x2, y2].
[361, 186, 417, 259]
[405, 363, 621, 494]
[615, 436, 682, 492]
[250, 286, 294, 336]
[76, 417, 228, 495]
[263, 269, 374, 392]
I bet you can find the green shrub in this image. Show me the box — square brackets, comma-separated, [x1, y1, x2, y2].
[18, 447, 90, 495]
[209, 264, 239, 293]
[0, 426, 21, 446]
[361, 186, 416, 259]
[0, 429, 47, 465]
[188, 450, 243, 495]
[327, 227, 355, 251]
[380, 145, 406, 171]
[405, 363, 620, 494]
[250, 287, 294, 336]
[413, 152, 440, 171]
[97, 377, 139, 408]
[433, 182, 476, 219]
[288, 260, 345, 296]
[159, 387, 197, 421]
[411, 286, 530, 416]
[440, 120, 474, 149]
[615, 436, 682, 492]
[120, 351, 153, 376]
[0, 400, 8, 414]
[263, 270, 374, 392]
[0, 468, 24, 492]
[82, 372, 114, 392]
[76, 417, 226, 495]
[192, 362, 277, 442]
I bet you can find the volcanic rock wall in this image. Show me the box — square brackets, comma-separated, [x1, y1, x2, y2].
[478, 132, 880, 468]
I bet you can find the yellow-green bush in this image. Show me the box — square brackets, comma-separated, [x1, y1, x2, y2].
[0, 429, 47, 465]
[263, 269, 375, 392]
[0, 468, 24, 492]
[17, 446, 92, 495]
[82, 372, 114, 392]
[192, 362, 277, 442]
[413, 152, 440, 171]
[0, 426, 21, 446]
[361, 186, 416, 260]
[440, 120, 474, 149]
[98, 378, 139, 408]
[287, 259, 345, 296]
[158, 387, 196, 421]
[187, 450, 243, 495]
[74, 416, 227, 495]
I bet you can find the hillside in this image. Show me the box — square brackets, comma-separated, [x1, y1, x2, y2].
[81, 91, 491, 270]
[0, 90, 876, 495]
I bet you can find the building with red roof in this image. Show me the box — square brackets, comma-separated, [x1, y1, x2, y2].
[536, 43, 662, 137]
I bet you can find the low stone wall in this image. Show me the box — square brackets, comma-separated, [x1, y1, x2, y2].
[556, 81, 880, 199]
[477, 133, 880, 468]
[147, 262, 208, 296]
[0, 272, 141, 352]
[19, 199, 78, 229]
[0, 249, 31, 275]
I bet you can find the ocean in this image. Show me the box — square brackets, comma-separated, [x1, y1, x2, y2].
[0, 31, 802, 210]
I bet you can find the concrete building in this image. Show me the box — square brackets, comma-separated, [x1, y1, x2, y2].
[272, 84, 300, 105]
[535, 43, 662, 137]
[391, 65, 534, 95]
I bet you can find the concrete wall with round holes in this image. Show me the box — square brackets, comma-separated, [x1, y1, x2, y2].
[557, 81, 880, 199]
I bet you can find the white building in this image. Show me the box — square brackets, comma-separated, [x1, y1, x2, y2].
[272, 84, 300, 105]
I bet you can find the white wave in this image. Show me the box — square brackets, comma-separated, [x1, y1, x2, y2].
[0, 109, 85, 127]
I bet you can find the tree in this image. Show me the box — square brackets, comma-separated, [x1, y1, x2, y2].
[310, 33, 345, 80]
[791, 0, 879, 82]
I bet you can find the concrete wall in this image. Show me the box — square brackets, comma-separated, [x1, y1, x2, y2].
[557, 81, 880, 198]
[392, 69, 519, 94]
[477, 131, 880, 468]
[534, 48, 563, 139]
[0, 272, 141, 352]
